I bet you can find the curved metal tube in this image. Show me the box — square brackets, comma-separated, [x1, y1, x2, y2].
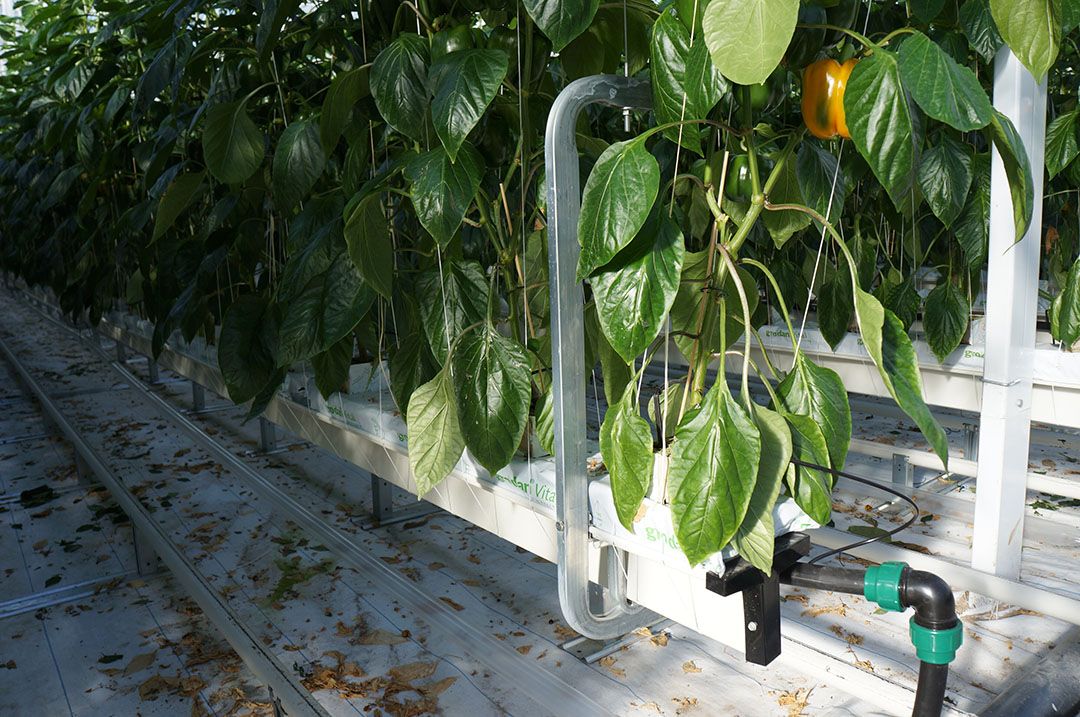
[545, 74, 659, 639]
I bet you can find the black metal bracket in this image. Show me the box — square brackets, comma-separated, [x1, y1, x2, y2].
[704, 532, 810, 666]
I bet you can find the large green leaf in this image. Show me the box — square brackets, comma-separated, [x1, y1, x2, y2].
[408, 368, 466, 496]
[320, 67, 369, 152]
[731, 405, 791, 574]
[960, 0, 1004, 62]
[390, 329, 434, 420]
[522, 0, 600, 51]
[924, 281, 970, 362]
[370, 34, 429, 143]
[256, 0, 301, 61]
[153, 170, 204, 241]
[312, 335, 353, 399]
[987, 109, 1035, 244]
[1045, 108, 1080, 179]
[277, 254, 375, 367]
[1058, 258, 1080, 347]
[430, 49, 508, 161]
[844, 50, 919, 210]
[816, 261, 853, 351]
[453, 324, 532, 474]
[918, 134, 973, 228]
[667, 383, 761, 566]
[989, 0, 1060, 79]
[669, 251, 757, 360]
[763, 157, 811, 249]
[796, 139, 849, 221]
[600, 381, 654, 530]
[702, 0, 798, 86]
[343, 192, 393, 300]
[202, 100, 264, 185]
[852, 287, 950, 467]
[273, 120, 326, 211]
[417, 260, 489, 365]
[954, 154, 991, 269]
[897, 31, 993, 132]
[591, 213, 684, 362]
[650, 12, 725, 154]
[577, 139, 660, 279]
[219, 296, 279, 405]
[405, 143, 483, 247]
[778, 354, 851, 470]
[784, 413, 833, 525]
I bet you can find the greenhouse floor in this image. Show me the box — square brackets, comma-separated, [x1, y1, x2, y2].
[0, 291, 1077, 717]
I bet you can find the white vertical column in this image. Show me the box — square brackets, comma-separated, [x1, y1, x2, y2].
[971, 47, 1047, 579]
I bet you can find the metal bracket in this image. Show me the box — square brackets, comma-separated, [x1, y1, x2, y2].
[892, 453, 914, 488]
[704, 532, 810, 666]
[146, 356, 160, 384]
[560, 618, 672, 664]
[259, 417, 278, 453]
[192, 381, 206, 412]
[361, 474, 440, 530]
[132, 524, 161, 576]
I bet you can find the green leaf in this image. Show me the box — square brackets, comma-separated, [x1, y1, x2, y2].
[796, 139, 849, 221]
[650, 12, 726, 154]
[763, 157, 812, 249]
[577, 139, 660, 280]
[202, 100, 264, 185]
[320, 67, 369, 152]
[667, 383, 761, 566]
[417, 260, 489, 365]
[910, 0, 946, 22]
[669, 252, 757, 360]
[312, 335, 353, 399]
[430, 49, 508, 161]
[731, 405, 792, 574]
[596, 322, 633, 406]
[1064, 0, 1080, 32]
[1045, 109, 1080, 179]
[844, 50, 919, 210]
[453, 323, 532, 474]
[277, 254, 375, 367]
[343, 193, 393, 300]
[816, 261, 853, 351]
[954, 154, 991, 269]
[600, 381, 654, 530]
[852, 287, 950, 467]
[702, 0, 799, 86]
[592, 213, 684, 362]
[153, 171, 204, 242]
[1058, 258, 1080, 347]
[405, 143, 483, 248]
[535, 385, 555, 456]
[370, 34, 430, 143]
[784, 413, 833, 525]
[407, 368, 466, 496]
[989, 0, 1060, 79]
[918, 135, 973, 228]
[960, 0, 1004, 62]
[390, 330, 432, 420]
[256, 0, 301, 61]
[987, 109, 1035, 244]
[924, 281, 970, 362]
[778, 354, 852, 470]
[219, 296, 279, 405]
[273, 120, 326, 211]
[897, 31, 994, 132]
[522, 0, 600, 51]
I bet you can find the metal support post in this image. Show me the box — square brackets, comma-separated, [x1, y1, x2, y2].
[892, 453, 914, 488]
[147, 357, 160, 384]
[961, 423, 979, 461]
[259, 417, 278, 453]
[116, 341, 127, 363]
[971, 47, 1047, 579]
[192, 382, 206, 412]
[361, 473, 440, 529]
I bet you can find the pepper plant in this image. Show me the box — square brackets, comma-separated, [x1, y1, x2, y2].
[0, 0, 1071, 571]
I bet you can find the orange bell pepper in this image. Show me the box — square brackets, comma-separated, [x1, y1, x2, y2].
[801, 58, 858, 140]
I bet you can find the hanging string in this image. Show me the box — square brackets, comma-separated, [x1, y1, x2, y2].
[796, 141, 845, 351]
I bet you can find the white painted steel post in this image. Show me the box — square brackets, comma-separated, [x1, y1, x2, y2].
[971, 47, 1047, 578]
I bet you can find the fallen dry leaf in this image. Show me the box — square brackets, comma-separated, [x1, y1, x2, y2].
[123, 651, 157, 676]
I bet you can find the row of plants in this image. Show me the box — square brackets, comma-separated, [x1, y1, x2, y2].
[0, 0, 1074, 571]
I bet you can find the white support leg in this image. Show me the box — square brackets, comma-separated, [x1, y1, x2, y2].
[971, 47, 1047, 579]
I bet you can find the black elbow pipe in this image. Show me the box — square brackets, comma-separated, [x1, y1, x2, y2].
[780, 562, 962, 717]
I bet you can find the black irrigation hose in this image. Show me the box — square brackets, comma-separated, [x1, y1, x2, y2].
[789, 458, 921, 565]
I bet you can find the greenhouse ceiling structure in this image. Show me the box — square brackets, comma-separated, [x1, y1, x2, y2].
[0, 1, 1079, 716]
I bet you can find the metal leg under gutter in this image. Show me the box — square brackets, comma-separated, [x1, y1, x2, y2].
[544, 74, 659, 641]
[979, 630, 1080, 717]
[0, 335, 331, 717]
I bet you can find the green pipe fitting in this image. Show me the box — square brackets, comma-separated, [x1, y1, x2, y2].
[864, 561, 906, 612]
[909, 618, 964, 665]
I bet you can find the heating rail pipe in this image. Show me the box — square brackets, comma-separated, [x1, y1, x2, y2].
[781, 562, 962, 717]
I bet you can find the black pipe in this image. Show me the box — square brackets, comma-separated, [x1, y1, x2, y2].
[780, 563, 958, 717]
